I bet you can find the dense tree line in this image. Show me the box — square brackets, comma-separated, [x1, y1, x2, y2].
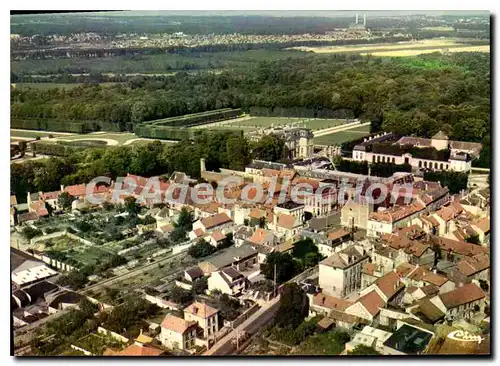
[423, 171, 468, 194]
[11, 53, 490, 158]
[10, 131, 284, 202]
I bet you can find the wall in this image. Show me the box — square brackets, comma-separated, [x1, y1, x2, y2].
[319, 264, 344, 297]
[97, 326, 129, 343]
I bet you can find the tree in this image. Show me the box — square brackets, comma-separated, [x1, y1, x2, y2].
[57, 270, 89, 290]
[79, 298, 99, 317]
[304, 252, 323, 268]
[21, 226, 42, 240]
[142, 215, 156, 225]
[261, 252, 296, 284]
[292, 238, 318, 260]
[251, 134, 285, 162]
[124, 196, 139, 214]
[58, 191, 74, 211]
[243, 219, 249, 226]
[466, 235, 480, 245]
[347, 344, 381, 355]
[192, 276, 209, 295]
[167, 286, 193, 306]
[188, 239, 217, 258]
[275, 283, 309, 329]
[258, 217, 267, 229]
[218, 294, 241, 321]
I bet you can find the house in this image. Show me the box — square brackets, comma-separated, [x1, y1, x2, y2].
[104, 342, 166, 356]
[198, 244, 258, 275]
[359, 270, 406, 305]
[341, 199, 374, 230]
[344, 290, 386, 323]
[429, 283, 486, 321]
[183, 301, 219, 338]
[160, 314, 198, 351]
[309, 293, 353, 316]
[470, 217, 490, 245]
[208, 267, 247, 296]
[176, 266, 204, 290]
[395, 263, 455, 294]
[11, 248, 58, 287]
[319, 245, 369, 297]
[246, 228, 278, 248]
[361, 263, 382, 289]
[382, 322, 434, 355]
[428, 236, 488, 262]
[206, 231, 226, 247]
[274, 213, 303, 240]
[450, 253, 490, 285]
[192, 213, 233, 234]
[317, 228, 352, 257]
[233, 226, 254, 247]
[367, 202, 426, 238]
[345, 326, 393, 354]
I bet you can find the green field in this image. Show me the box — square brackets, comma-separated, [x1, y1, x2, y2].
[31, 234, 84, 252]
[313, 125, 371, 145]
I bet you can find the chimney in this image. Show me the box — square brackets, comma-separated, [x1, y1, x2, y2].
[433, 269, 437, 274]
[60, 184, 65, 192]
[27, 192, 31, 206]
[200, 158, 206, 173]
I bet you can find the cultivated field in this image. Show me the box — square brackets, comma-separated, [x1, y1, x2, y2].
[291, 39, 490, 56]
[361, 45, 490, 57]
[313, 124, 371, 145]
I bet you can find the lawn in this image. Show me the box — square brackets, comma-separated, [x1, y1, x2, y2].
[291, 329, 350, 355]
[67, 245, 117, 267]
[313, 125, 371, 145]
[31, 234, 84, 252]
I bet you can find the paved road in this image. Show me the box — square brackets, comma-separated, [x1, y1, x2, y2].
[313, 121, 370, 137]
[204, 295, 281, 356]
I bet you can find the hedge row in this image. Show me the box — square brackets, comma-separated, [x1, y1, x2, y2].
[249, 106, 354, 119]
[149, 108, 242, 127]
[134, 125, 244, 141]
[34, 141, 102, 156]
[57, 140, 108, 147]
[11, 119, 133, 133]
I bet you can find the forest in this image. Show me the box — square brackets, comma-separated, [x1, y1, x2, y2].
[11, 52, 490, 144]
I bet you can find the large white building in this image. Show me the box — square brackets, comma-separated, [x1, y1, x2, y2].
[352, 131, 482, 172]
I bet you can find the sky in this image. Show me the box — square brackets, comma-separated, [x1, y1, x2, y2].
[11, 10, 491, 18]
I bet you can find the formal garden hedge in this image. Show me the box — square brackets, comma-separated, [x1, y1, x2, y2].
[134, 124, 243, 140]
[249, 106, 354, 119]
[34, 141, 102, 156]
[11, 118, 133, 133]
[149, 108, 242, 127]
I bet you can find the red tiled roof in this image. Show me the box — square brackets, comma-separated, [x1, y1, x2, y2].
[369, 203, 425, 223]
[374, 271, 405, 300]
[108, 343, 164, 356]
[161, 314, 197, 334]
[277, 213, 296, 230]
[456, 253, 490, 277]
[184, 301, 218, 319]
[357, 290, 385, 317]
[313, 293, 353, 310]
[327, 228, 351, 241]
[431, 236, 488, 257]
[200, 213, 232, 230]
[472, 217, 490, 234]
[439, 283, 485, 309]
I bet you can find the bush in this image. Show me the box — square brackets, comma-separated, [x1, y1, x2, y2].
[22, 226, 42, 240]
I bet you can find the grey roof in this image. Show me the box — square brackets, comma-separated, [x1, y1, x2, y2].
[221, 267, 244, 281]
[185, 266, 204, 280]
[383, 324, 434, 354]
[246, 160, 290, 170]
[11, 248, 43, 273]
[200, 244, 256, 270]
[308, 214, 339, 232]
[46, 290, 85, 309]
[23, 280, 59, 302]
